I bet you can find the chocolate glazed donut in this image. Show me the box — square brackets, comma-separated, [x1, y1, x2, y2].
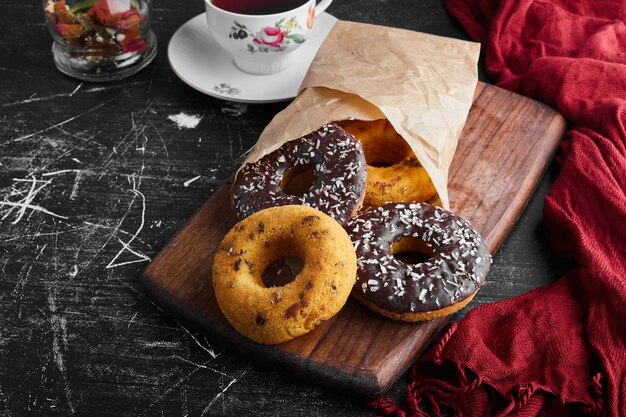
[232, 124, 367, 225]
[344, 202, 492, 322]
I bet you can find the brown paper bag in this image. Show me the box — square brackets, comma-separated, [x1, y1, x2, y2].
[242, 20, 480, 208]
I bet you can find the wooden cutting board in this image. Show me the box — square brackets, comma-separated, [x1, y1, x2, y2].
[141, 82, 566, 396]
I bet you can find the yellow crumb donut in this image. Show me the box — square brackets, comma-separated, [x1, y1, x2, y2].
[343, 119, 438, 207]
[212, 205, 356, 345]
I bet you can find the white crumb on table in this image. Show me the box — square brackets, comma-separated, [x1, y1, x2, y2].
[167, 112, 202, 129]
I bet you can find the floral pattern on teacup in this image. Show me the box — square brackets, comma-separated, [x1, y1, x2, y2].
[229, 18, 305, 53]
[307, 4, 315, 29]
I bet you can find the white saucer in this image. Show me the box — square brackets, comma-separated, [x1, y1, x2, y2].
[168, 12, 338, 103]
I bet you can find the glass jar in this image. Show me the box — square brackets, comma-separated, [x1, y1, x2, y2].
[44, 0, 157, 81]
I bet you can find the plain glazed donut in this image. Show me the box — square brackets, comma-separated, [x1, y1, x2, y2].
[212, 205, 356, 345]
[344, 202, 491, 322]
[232, 124, 367, 225]
[342, 119, 437, 207]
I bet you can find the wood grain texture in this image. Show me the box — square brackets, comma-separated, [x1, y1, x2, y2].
[142, 81, 566, 396]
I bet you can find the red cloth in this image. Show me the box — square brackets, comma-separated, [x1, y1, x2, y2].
[371, 1, 626, 416]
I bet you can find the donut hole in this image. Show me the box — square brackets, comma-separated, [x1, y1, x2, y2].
[366, 145, 412, 168]
[391, 237, 435, 264]
[342, 119, 415, 167]
[261, 256, 304, 287]
[280, 164, 316, 196]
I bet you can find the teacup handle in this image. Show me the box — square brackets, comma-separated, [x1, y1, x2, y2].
[315, 0, 333, 14]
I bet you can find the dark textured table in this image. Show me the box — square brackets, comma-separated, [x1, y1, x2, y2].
[0, 1, 568, 415]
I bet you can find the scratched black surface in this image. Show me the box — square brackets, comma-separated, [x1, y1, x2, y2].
[0, 1, 569, 416]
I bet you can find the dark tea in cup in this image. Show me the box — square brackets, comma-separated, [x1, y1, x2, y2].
[211, 0, 309, 15]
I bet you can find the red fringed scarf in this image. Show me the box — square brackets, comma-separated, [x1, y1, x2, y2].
[371, 0, 626, 415]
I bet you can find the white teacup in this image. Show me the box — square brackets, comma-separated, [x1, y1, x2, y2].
[205, 0, 333, 75]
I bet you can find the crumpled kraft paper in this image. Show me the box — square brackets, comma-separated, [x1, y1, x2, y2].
[241, 20, 480, 208]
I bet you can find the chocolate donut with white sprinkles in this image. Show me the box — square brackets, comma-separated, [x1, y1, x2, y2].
[232, 124, 367, 225]
[345, 202, 491, 322]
